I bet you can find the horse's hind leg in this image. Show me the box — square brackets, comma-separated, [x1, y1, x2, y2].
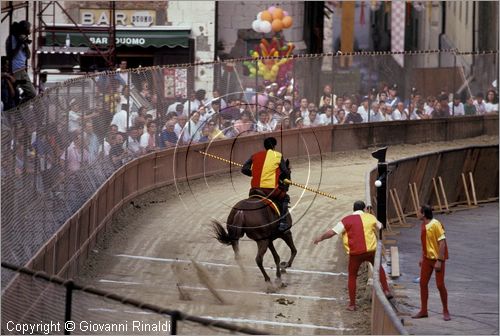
[268, 241, 281, 280]
[255, 240, 271, 282]
[231, 240, 240, 260]
[282, 232, 297, 268]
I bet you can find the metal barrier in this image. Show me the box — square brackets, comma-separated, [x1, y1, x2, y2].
[1, 261, 266, 335]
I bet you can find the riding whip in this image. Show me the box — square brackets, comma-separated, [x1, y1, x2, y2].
[197, 150, 337, 200]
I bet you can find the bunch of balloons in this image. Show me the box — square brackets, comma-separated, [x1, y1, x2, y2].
[252, 6, 293, 34]
[243, 36, 295, 82]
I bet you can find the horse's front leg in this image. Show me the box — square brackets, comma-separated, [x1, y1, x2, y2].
[255, 240, 271, 283]
[282, 231, 297, 268]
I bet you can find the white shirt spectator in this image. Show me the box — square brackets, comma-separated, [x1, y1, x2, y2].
[319, 113, 338, 125]
[199, 109, 215, 124]
[183, 99, 200, 116]
[175, 123, 191, 143]
[256, 121, 274, 133]
[167, 102, 183, 113]
[206, 96, 227, 110]
[423, 104, 434, 117]
[485, 102, 499, 113]
[60, 142, 89, 172]
[357, 105, 369, 122]
[68, 110, 81, 133]
[111, 110, 129, 133]
[139, 132, 155, 149]
[124, 136, 141, 155]
[448, 102, 465, 116]
[391, 109, 403, 120]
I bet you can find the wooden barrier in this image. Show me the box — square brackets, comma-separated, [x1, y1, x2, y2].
[369, 144, 498, 334]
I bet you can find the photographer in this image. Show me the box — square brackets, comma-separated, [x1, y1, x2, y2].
[5, 20, 36, 103]
[1, 57, 18, 111]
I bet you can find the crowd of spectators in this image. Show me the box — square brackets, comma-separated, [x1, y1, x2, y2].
[2, 58, 499, 208]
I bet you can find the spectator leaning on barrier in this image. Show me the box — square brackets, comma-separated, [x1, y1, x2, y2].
[473, 93, 487, 115]
[370, 103, 384, 122]
[160, 119, 178, 148]
[357, 97, 369, 122]
[449, 94, 465, 116]
[344, 104, 363, 124]
[313, 200, 392, 311]
[319, 105, 336, 125]
[125, 126, 141, 157]
[140, 120, 158, 152]
[234, 111, 255, 135]
[485, 89, 499, 114]
[432, 95, 451, 119]
[464, 96, 477, 116]
[307, 109, 321, 127]
[256, 110, 274, 133]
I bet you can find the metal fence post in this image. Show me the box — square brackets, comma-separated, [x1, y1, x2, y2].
[64, 280, 74, 335]
[170, 310, 181, 335]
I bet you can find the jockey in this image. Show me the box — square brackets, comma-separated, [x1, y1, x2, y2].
[241, 137, 291, 232]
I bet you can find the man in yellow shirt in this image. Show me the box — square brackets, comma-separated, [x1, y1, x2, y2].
[412, 205, 451, 321]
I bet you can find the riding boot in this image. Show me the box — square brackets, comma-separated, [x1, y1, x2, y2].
[278, 197, 290, 232]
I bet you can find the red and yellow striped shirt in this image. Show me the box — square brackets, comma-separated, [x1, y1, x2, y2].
[333, 211, 381, 255]
[250, 149, 282, 189]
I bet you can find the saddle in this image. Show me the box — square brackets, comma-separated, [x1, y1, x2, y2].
[249, 194, 280, 217]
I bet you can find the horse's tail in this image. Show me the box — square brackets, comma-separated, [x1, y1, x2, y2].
[211, 210, 244, 245]
[211, 220, 233, 246]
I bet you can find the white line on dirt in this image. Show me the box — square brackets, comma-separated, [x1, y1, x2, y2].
[98, 279, 341, 301]
[199, 316, 353, 331]
[99, 279, 143, 285]
[179, 285, 341, 301]
[115, 254, 347, 276]
[87, 309, 351, 331]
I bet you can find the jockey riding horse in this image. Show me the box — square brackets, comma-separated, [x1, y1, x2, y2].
[241, 137, 291, 232]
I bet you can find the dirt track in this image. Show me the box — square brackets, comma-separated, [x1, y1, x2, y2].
[77, 135, 498, 334]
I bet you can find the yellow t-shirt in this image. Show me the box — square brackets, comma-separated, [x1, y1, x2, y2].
[422, 218, 448, 260]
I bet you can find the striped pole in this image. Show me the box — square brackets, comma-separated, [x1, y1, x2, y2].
[197, 150, 337, 200]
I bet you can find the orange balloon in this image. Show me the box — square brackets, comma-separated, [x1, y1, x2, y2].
[282, 16, 293, 29]
[260, 10, 273, 22]
[271, 19, 283, 32]
[272, 8, 284, 20]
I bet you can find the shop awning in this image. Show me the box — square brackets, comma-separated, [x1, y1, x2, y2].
[45, 27, 191, 48]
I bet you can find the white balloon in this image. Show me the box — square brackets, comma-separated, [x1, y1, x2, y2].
[252, 19, 262, 32]
[259, 20, 272, 34]
[257, 12, 262, 20]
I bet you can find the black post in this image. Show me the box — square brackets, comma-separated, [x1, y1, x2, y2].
[64, 280, 74, 335]
[372, 147, 388, 238]
[170, 310, 181, 335]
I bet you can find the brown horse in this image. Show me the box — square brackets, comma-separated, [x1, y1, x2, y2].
[211, 196, 297, 284]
